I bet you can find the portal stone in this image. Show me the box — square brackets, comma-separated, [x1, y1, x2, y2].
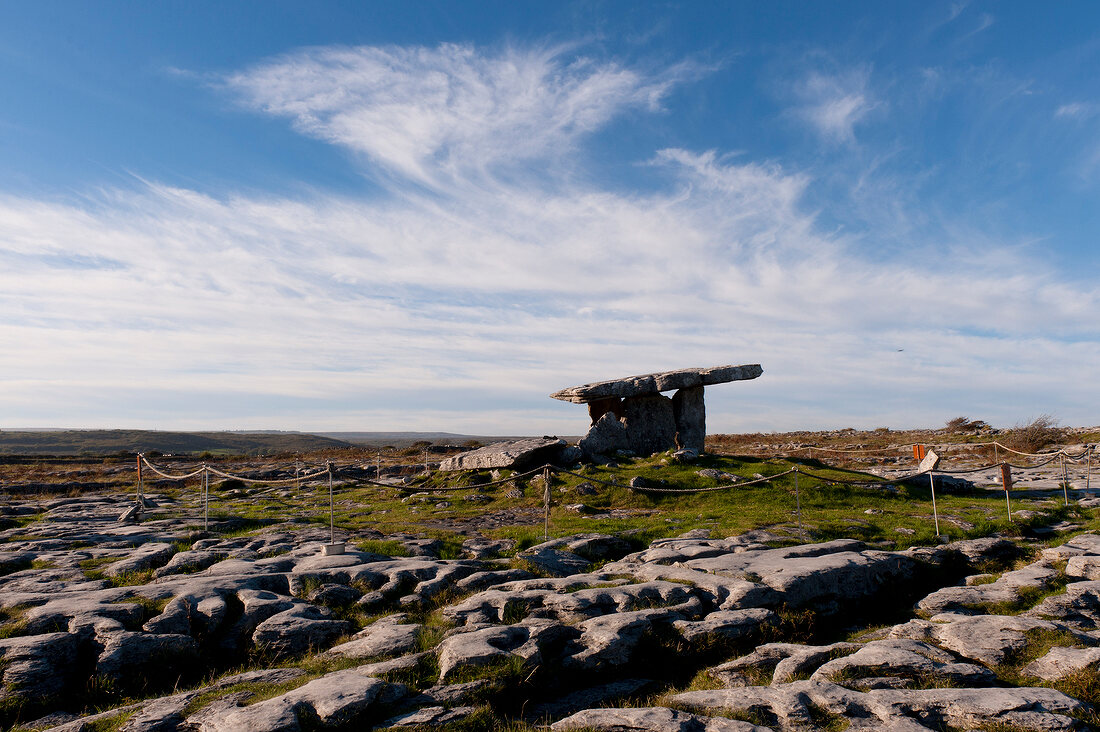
[672, 386, 705, 453]
[621, 395, 677, 456]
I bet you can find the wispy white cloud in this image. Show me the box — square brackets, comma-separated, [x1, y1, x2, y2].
[223, 43, 681, 187]
[788, 68, 876, 145]
[1055, 101, 1100, 120]
[1, 42, 1098, 432]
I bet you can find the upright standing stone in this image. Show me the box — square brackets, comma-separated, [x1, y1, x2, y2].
[621, 395, 677, 456]
[672, 386, 706, 453]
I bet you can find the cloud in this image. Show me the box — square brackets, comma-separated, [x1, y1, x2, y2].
[1055, 102, 1100, 120]
[223, 43, 680, 187]
[2, 42, 1098, 432]
[788, 68, 876, 145]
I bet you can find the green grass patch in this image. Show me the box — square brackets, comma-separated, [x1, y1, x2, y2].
[355, 539, 412, 557]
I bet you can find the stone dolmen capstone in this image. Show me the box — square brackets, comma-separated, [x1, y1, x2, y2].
[551, 364, 762, 457]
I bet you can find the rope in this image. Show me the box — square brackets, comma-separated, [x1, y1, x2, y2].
[137, 442, 1096, 500]
[205, 464, 328, 484]
[393, 464, 552, 492]
[140, 456, 206, 480]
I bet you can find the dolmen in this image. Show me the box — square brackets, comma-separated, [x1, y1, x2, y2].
[551, 364, 762, 459]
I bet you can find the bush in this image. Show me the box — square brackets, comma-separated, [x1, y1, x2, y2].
[945, 416, 989, 433]
[1004, 414, 1065, 453]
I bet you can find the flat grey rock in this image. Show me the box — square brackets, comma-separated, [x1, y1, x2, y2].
[326, 615, 421, 660]
[1022, 645, 1100, 680]
[252, 606, 352, 658]
[0, 632, 82, 705]
[891, 613, 1061, 666]
[195, 670, 404, 732]
[550, 364, 763, 403]
[383, 705, 477, 728]
[672, 679, 1086, 731]
[674, 608, 775, 642]
[438, 437, 566, 471]
[552, 706, 773, 731]
[105, 542, 176, 577]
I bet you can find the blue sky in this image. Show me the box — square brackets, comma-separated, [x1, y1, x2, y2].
[2, 1, 1098, 434]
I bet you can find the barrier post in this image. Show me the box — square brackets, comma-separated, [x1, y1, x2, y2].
[543, 466, 551, 541]
[1001, 463, 1012, 521]
[794, 468, 804, 542]
[328, 462, 335, 545]
[1087, 446, 1092, 494]
[1061, 455, 1070, 506]
[203, 465, 209, 531]
[919, 449, 941, 537]
[136, 454, 143, 505]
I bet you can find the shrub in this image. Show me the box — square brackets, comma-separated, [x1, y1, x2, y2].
[1005, 415, 1065, 453]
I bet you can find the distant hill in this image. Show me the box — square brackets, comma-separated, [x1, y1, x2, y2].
[0, 430, 353, 456]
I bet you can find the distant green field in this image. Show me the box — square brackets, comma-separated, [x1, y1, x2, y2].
[0, 429, 353, 456]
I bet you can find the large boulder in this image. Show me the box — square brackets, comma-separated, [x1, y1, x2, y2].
[578, 413, 631, 459]
[438, 438, 568, 471]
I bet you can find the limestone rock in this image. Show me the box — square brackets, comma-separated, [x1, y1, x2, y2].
[550, 364, 763, 403]
[1023, 645, 1100, 680]
[674, 608, 775, 643]
[326, 615, 421, 660]
[891, 613, 1060, 666]
[252, 606, 352, 658]
[383, 705, 477, 728]
[810, 638, 995, 687]
[672, 680, 1086, 731]
[105, 542, 176, 577]
[195, 670, 405, 732]
[672, 386, 706, 453]
[621, 395, 678, 456]
[308, 583, 362, 606]
[551, 706, 773, 731]
[436, 619, 575, 681]
[95, 630, 200, 683]
[1025, 580, 1100, 629]
[579, 413, 631, 458]
[154, 550, 226, 578]
[516, 547, 591, 576]
[1066, 555, 1100, 580]
[439, 438, 567, 471]
[0, 632, 83, 706]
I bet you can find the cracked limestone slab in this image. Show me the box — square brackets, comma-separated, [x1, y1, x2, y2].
[671, 679, 1086, 731]
[551, 706, 774, 731]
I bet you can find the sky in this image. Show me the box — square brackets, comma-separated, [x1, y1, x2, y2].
[1, 1, 1099, 435]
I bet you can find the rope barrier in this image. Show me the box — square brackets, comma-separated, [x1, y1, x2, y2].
[136, 441, 1097, 502]
[205, 464, 329, 484]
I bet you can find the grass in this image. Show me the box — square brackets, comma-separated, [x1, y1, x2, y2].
[355, 539, 412, 557]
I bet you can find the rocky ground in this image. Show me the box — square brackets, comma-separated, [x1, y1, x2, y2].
[0, 486, 1099, 731]
[1, 430, 1099, 732]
